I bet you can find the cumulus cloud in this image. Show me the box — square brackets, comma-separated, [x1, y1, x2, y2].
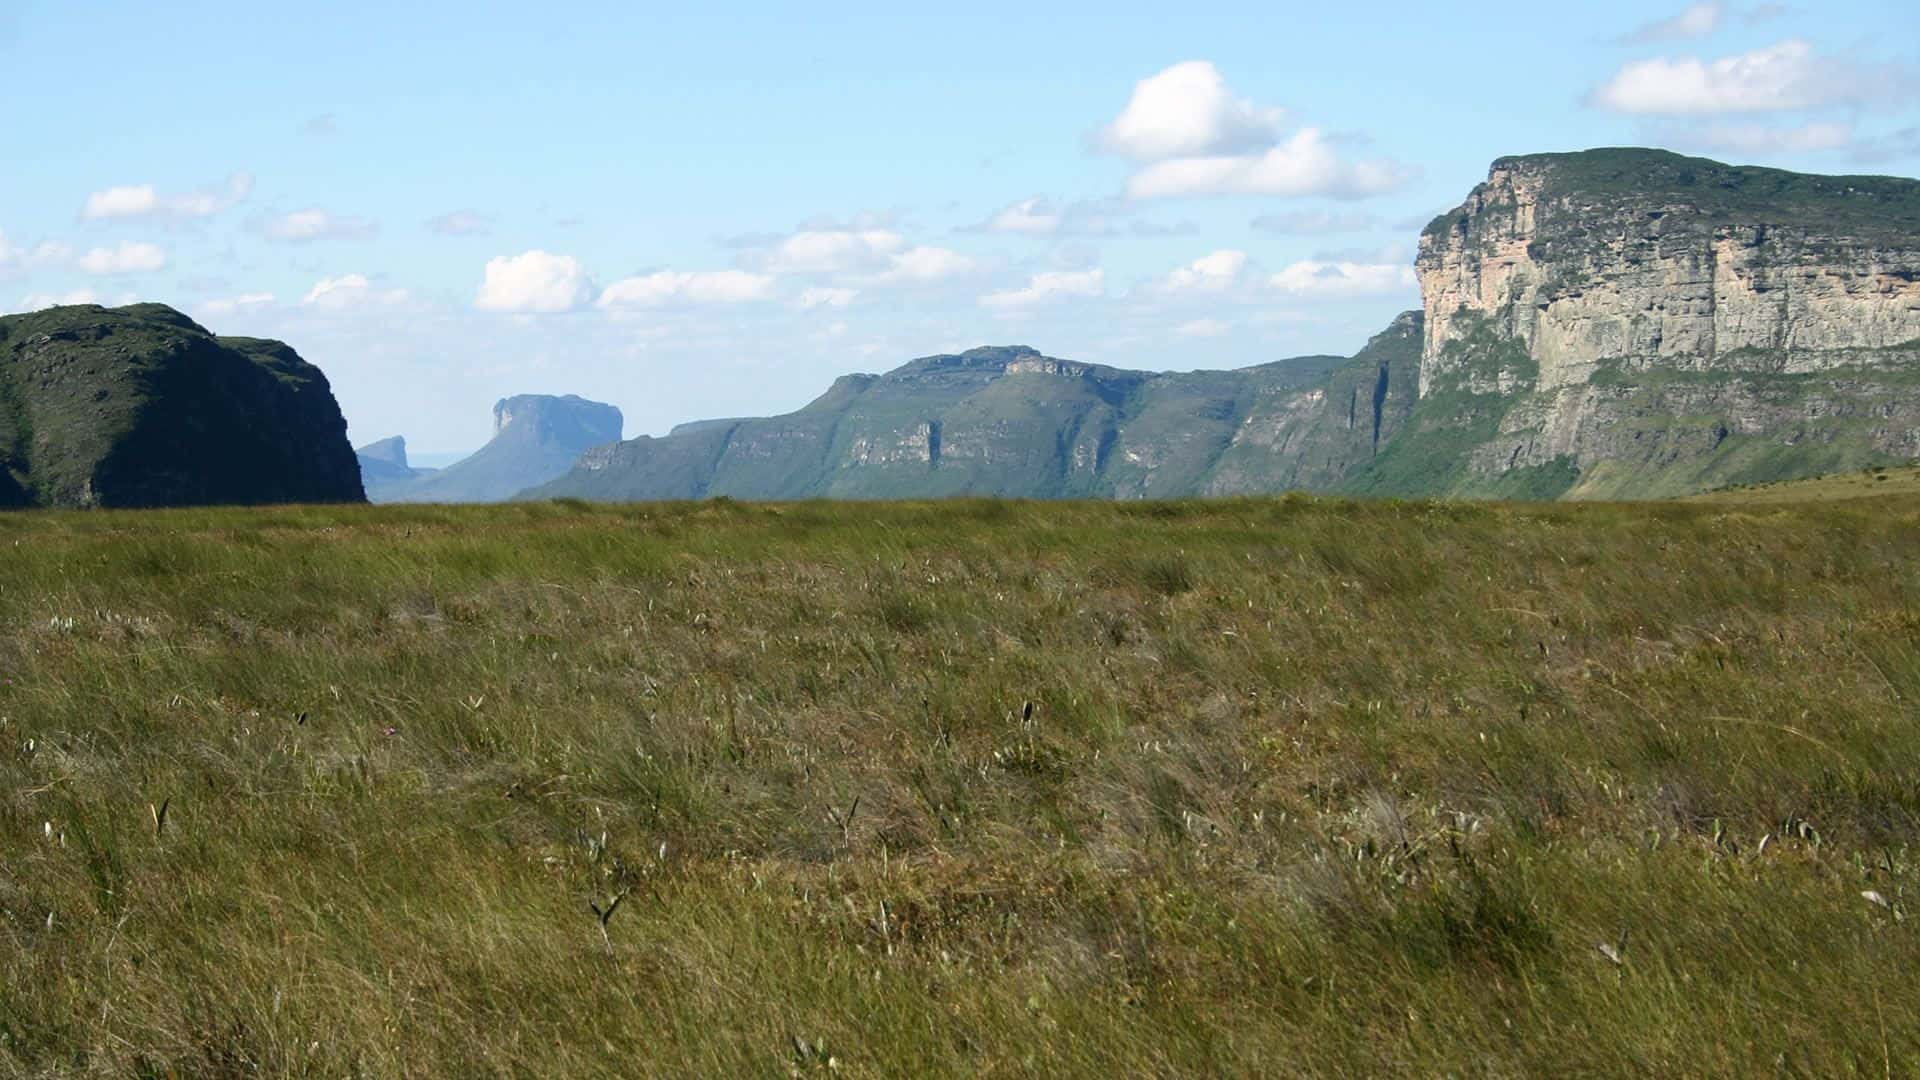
[744, 228, 906, 275]
[1616, 2, 1723, 44]
[1659, 119, 1854, 153]
[872, 246, 981, 284]
[1268, 259, 1416, 298]
[0, 230, 74, 275]
[970, 197, 1063, 235]
[1096, 63, 1411, 202]
[797, 287, 857, 309]
[303, 274, 410, 310]
[425, 210, 493, 236]
[597, 269, 775, 309]
[1588, 39, 1907, 114]
[980, 269, 1105, 310]
[475, 251, 595, 312]
[20, 288, 100, 310]
[1126, 128, 1410, 200]
[1251, 210, 1381, 235]
[76, 242, 166, 275]
[198, 292, 276, 316]
[1095, 60, 1284, 161]
[81, 172, 253, 221]
[253, 207, 378, 243]
[1153, 250, 1251, 294]
[1175, 318, 1230, 338]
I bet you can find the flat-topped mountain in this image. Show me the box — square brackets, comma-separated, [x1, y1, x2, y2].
[1406, 147, 1920, 497]
[367, 394, 621, 503]
[525, 323, 1420, 501]
[0, 303, 363, 508]
[356, 435, 436, 489]
[532, 148, 1918, 503]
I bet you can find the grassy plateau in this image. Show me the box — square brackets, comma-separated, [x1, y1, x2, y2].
[1, 492, 1917, 1075]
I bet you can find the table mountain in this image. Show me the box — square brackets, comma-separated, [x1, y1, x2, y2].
[1394, 147, 1920, 498]
[524, 320, 1420, 501]
[530, 148, 1918, 503]
[368, 394, 621, 502]
[0, 303, 363, 508]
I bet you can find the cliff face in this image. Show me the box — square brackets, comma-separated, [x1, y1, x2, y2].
[0, 303, 364, 508]
[528, 330, 1420, 502]
[1412, 149, 1920, 496]
[369, 394, 622, 503]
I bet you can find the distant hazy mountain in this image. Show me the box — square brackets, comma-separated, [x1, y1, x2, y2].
[0, 303, 363, 508]
[368, 394, 621, 503]
[524, 320, 1421, 501]
[356, 435, 437, 489]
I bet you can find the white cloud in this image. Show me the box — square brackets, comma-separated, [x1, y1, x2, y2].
[1662, 119, 1855, 153]
[254, 207, 377, 243]
[747, 229, 905, 275]
[873, 245, 981, 284]
[76, 242, 166, 275]
[1175, 318, 1230, 338]
[1154, 250, 1251, 294]
[475, 251, 595, 312]
[80, 172, 253, 221]
[303, 274, 409, 310]
[1250, 210, 1381, 235]
[980, 269, 1105, 310]
[798, 286, 857, 309]
[1588, 39, 1903, 114]
[1617, 2, 1723, 44]
[596, 269, 775, 309]
[425, 210, 493, 236]
[198, 292, 276, 316]
[20, 288, 100, 310]
[1268, 259, 1416, 298]
[0, 230, 73, 275]
[1126, 127, 1409, 200]
[974, 196, 1063, 235]
[1096, 61, 1284, 161]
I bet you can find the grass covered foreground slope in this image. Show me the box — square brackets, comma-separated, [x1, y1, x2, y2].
[2, 494, 1918, 1073]
[0, 304, 364, 508]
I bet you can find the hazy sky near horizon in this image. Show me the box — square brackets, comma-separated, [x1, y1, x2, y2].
[3, 1, 1917, 451]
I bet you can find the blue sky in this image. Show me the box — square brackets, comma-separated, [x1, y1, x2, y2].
[3, 1, 1916, 452]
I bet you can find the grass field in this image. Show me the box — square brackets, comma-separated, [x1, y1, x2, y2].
[2, 492, 1917, 1075]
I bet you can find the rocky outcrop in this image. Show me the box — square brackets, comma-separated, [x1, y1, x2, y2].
[1413, 148, 1920, 496]
[371, 394, 621, 503]
[356, 435, 436, 489]
[0, 303, 364, 508]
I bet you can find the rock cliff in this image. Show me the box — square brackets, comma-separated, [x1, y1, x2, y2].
[0, 303, 364, 508]
[1412, 148, 1920, 496]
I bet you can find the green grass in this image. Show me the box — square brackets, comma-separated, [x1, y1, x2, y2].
[3, 494, 1919, 1075]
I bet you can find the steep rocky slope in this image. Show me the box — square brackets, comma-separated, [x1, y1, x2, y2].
[1407, 148, 1920, 497]
[370, 394, 621, 502]
[526, 322, 1421, 501]
[0, 303, 363, 508]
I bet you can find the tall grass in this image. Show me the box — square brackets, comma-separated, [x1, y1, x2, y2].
[1, 493, 1917, 1074]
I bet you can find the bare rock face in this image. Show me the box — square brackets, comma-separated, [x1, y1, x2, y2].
[1410, 149, 1920, 496]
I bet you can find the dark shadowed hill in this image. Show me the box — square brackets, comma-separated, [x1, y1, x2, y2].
[0, 303, 363, 508]
[368, 394, 621, 503]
